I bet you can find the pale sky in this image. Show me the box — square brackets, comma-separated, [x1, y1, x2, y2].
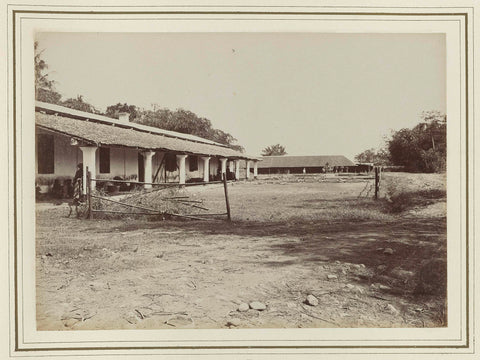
[36, 32, 446, 160]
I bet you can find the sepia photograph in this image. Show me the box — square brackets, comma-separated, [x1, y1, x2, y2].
[34, 32, 447, 331]
[4, 3, 477, 358]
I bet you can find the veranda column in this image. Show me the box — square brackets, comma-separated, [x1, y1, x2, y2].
[235, 160, 240, 180]
[176, 154, 188, 185]
[219, 158, 228, 179]
[253, 160, 258, 179]
[201, 156, 210, 182]
[246, 160, 251, 180]
[142, 151, 156, 189]
[79, 146, 97, 194]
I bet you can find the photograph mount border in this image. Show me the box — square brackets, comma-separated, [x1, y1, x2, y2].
[8, 5, 473, 354]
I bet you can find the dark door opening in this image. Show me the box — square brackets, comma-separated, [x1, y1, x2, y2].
[138, 153, 145, 182]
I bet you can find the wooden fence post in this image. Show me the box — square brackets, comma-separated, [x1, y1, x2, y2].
[222, 173, 231, 221]
[374, 167, 380, 200]
[87, 167, 93, 219]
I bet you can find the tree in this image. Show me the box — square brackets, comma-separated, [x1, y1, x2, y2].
[387, 111, 446, 172]
[62, 95, 99, 114]
[261, 144, 287, 156]
[134, 106, 244, 152]
[34, 41, 62, 104]
[354, 147, 390, 166]
[105, 103, 138, 121]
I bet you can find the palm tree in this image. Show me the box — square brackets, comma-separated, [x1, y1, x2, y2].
[261, 144, 287, 156]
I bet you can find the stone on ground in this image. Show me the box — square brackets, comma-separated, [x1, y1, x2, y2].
[238, 303, 249, 312]
[249, 301, 267, 311]
[306, 294, 319, 306]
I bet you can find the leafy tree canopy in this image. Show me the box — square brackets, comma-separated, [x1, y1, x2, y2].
[387, 111, 446, 172]
[133, 106, 244, 152]
[261, 144, 287, 156]
[62, 95, 100, 114]
[355, 111, 446, 173]
[354, 148, 390, 166]
[106, 103, 138, 121]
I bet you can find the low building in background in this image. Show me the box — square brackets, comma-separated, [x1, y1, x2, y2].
[256, 155, 356, 175]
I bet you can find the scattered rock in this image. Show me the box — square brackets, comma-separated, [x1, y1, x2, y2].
[376, 247, 384, 252]
[359, 264, 366, 268]
[226, 318, 241, 327]
[238, 303, 249, 312]
[383, 248, 394, 255]
[46, 252, 53, 257]
[249, 301, 267, 311]
[305, 294, 319, 306]
[379, 284, 391, 290]
[385, 304, 399, 315]
[345, 284, 364, 294]
[377, 265, 387, 272]
[327, 274, 338, 280]
[391, 268, 414, 279]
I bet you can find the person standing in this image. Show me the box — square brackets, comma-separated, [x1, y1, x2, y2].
[72, 163, 83, 205]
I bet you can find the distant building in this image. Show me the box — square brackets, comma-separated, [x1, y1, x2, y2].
[256, 155, 356, 175]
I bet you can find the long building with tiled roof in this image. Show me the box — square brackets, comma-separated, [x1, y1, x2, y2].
[35, 101, 259, 193]
[257, 155, 355, 174]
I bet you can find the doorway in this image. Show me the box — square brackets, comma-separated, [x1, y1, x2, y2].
[138, 153, 145, 182]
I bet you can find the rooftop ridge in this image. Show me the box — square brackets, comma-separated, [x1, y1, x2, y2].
[35, 101, 228, 148]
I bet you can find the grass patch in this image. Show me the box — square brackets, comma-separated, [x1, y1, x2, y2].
[381, 174, 446, 213]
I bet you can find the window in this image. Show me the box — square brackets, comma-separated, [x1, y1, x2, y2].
[99, 147, 110, 173]
[37, 134, 54, 174]
[189, 156, 198, 172]
[165, 153, 177, 172]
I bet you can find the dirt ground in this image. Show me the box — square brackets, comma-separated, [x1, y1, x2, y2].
[36, 173, 447, 330]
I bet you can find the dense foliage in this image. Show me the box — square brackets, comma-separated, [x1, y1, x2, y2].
[354, 111, 446, 173]
[133, 107, 244, 152]
[105, 103, 138, 121]
[261, 144, 287, 156]
[354, 148, 390, 166]
[387, 111, 446, 173]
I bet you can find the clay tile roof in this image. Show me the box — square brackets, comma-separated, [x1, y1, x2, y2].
[35, 102, 258, 160]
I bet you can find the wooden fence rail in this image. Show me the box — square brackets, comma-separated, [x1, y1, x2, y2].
[84, 170, 232, 221]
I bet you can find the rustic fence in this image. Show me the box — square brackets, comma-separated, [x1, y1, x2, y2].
[84, 167, 231, 221]
[357, 166, 383, 199]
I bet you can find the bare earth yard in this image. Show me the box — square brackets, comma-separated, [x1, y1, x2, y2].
[36, 174, 446, 330]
